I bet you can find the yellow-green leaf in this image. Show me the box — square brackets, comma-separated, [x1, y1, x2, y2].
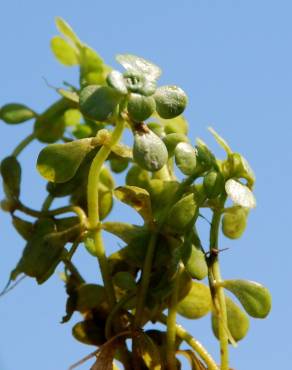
[55, 17, 82, 47]
[177, 281, 212, 319]
[114, 185, 152, 222]
[211, 295, 250, 342]
[51, 36, 79, 66]
[37, 138, 96, 183]
[222, 279, 272, 318]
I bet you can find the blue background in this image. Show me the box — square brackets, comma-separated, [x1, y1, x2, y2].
[0, 1, 291, 369]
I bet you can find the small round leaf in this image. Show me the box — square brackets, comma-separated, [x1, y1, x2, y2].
[212, 295, 250, 342]
[222, 206, 248, 239]
[37, 138, 95, 183]
[0, 156, 21, 198]
[222, 279, 272, 318]
[177, 281, 212, 319]
[0, 103, 36, 124]
[50, 36, 79, 66]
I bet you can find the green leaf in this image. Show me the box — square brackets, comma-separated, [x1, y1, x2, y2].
[136, 333, 163, 370]
[11, 219, 65, 284]
[12, 216, 34, 241]
[0, 156, 21, 198]
[211, 295, 250, 342]
[225, 179, 256, 208]
[126, 165, 150, 188]
[157, 114, 188, 135]
[110, 157, 129, 173]
[208, 127, 232, 155]
[76, 284, 107, 312]
[102, 222, 146, 244]
[57, 89, 80, 103]
[222, 206, 248, 239]
[50, 36, 79, 66]
[226, 153, 256, 188]
[147, 122, 165, 136]
[166, 193, 198, 234]
[116, 54, 161, 81]
[0, 103, 36, 124]
[100, 166, 115, 190]
[127, 93, 156, 121]
[37, 138, 96, 183]
[154, 85, 188, 119]
[222, 279, 272, 318]
[99, 190, 113, 220]
[174, 142, 197, 176]
[114, 185, 152, 222]
[79, 46, 108, 86]
[72, 320, 105, 346]
[34, 98, 71, 143]
[63, 108, 82, 126]
[55, 17, 82, 47]
[184, 243, 208, 281]
[133, 128, 168, 172]
[79, 85, 121, 121]
[177, 281, 212, 319]
[113, 271, 136, 291]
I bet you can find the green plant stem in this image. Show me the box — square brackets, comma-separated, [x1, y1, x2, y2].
[41, 194, 54, 211]
[12, 133, 35, 157]
[134, 231, 158, 328]
[159, 314, 219, 370]
[86, 117, 125, 308]
[166, 264, 183, 370]
[132, 231, 158, 369]
[17, 202, 87, 225]
[209, 207, 229, 370]
[105, 292, 135, 339]
[87, 118, 125, 227]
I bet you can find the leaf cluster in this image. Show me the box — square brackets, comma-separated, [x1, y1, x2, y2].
[0, 18, 271, 370]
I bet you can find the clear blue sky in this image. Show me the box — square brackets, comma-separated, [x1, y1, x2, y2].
[0, 1, 291, 369]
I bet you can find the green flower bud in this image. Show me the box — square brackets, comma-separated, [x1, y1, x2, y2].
[203, 170, 225, 198]
[174, 142, 197, 175]
[133, 126, 168, 171]
[154, 85, 187, 119]
[127, 93, 156, 121]
[106, 70, 128, 95]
